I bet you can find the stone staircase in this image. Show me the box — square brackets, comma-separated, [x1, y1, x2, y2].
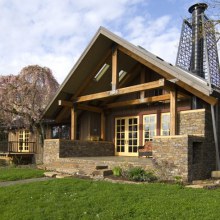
[40, 157, 153, 179]
[40, 161, 113, 179]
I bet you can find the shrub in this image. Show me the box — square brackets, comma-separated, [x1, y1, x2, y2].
[112, 166, 122, 177]
[126, 167, 157, 182]
[174, 176, 183, 185]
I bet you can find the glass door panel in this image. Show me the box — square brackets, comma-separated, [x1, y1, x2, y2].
[18, 130, 29, 152]
[115, 117, 139, 156]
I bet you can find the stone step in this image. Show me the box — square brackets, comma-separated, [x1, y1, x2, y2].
[44, 172, 59, 178]
[185, 185, 204, 189]
[92, 169, 113, 177]
[95, 164, 108, 170]
[186, 183, 220, 189]
[211, 171, 220, 179]
[56, 174, 73, 179]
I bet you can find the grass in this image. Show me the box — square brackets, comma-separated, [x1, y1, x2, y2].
[0, 178, 220, 220]
[0, 167, 45, 182]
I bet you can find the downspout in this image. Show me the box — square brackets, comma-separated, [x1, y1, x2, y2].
[202, 16, 220, 170]
[211, 105, 220, 170]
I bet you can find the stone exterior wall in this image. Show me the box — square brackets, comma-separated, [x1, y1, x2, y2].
[44, 139, 60, 164]
[43, 139, 114, 164]
[59, 140, 114, 157]
[178, 109, 205, 135]
[153, 135, 189, 182]
[152, 109, 216, 182]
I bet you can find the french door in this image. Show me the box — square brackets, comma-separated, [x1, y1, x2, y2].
[18, 130, 30, 152]
[115, 116, 139, 156]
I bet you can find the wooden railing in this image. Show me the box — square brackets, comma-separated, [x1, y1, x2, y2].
[0, 141, 36, 154]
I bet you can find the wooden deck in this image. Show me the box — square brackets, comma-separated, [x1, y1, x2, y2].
[0, 141, 36, 154]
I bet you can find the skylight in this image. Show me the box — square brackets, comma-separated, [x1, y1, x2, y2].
[94, 63, 110, 82]
[119, 70, 127, 82]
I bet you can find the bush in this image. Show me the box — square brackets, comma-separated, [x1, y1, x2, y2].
[112, 166, 122, 177]
[126, 167, 157, 182]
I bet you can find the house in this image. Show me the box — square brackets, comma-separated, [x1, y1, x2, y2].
[0, 65, 59, 165]
[0, 117, 54, 165]
[43, 3, 220, 182]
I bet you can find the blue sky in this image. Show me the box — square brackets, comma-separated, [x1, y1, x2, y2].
[0, 0, 214, 83]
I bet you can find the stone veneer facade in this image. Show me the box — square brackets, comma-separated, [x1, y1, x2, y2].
[44, 139, 114, 164]
[152, 109, 216, 182]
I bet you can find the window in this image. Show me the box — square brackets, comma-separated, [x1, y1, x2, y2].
[143, 114, 157, 143]
[161, 113, 170, 136]
[51, 125, 70, 139]
[94, 63, 110, 82]
[119, 70, 127, 82]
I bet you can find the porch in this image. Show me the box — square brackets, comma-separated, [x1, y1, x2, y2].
[43, 138, 153, 177]
[0, 141, 36, 154]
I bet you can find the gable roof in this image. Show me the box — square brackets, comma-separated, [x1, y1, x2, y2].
[44, 27, 217, 119]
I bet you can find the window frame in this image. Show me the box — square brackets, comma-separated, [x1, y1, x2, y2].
[161, 113, 170, 136]
[143, 114, 157, 144]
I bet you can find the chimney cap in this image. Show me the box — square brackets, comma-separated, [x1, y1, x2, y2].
[188, 3, 208, 13]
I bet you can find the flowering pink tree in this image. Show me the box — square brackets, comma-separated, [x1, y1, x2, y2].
[0, 65, 59, 139]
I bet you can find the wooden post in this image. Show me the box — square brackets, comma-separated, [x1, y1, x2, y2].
[101, 112, 105, 141]
[112, 47, 118, 91]
[170, 89, 177, 135]
[71, 107, 77, 140]
[140, 67, 145, 100]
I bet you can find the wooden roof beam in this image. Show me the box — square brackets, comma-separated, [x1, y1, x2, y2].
[105, 93, 186, 109]
[76, 79, 165, 103]
[73, 49, 112, 98]
[58, 100, 103, 113]
[112, 47, 118, 91]
[118, 45, 217, 105]
[55, 50, 112, 122]
[106, 94, 170, 108]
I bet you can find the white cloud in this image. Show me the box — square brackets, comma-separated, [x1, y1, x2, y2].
[121, 15, 180, 64]
[0, 0, 181, 83]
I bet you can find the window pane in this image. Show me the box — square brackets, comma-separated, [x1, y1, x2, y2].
[133, 132, 137, 138]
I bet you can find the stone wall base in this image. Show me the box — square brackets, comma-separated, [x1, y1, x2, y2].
[44, 139, 114, 164]
[152, 135, 216, 182]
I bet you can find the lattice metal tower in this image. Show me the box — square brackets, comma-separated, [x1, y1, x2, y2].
[176, 3, 220, 89]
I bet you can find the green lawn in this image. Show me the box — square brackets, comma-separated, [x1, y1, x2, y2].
[0, 167, 45, 182]
[0, 178, 220, 220]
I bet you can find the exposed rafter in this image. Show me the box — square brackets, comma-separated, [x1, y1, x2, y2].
[58, 100, 103, 113]
[76, 79, 165, 103]
[118, 45, 217, 105]
[105, 93, 186, 109]
[55, 49, 112, 122]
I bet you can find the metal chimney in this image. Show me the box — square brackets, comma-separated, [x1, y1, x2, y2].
[188, 3, 207, 78]
[176, 2, 220, 89]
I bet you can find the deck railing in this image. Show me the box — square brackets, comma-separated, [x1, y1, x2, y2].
[0, 141, 36, 154]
